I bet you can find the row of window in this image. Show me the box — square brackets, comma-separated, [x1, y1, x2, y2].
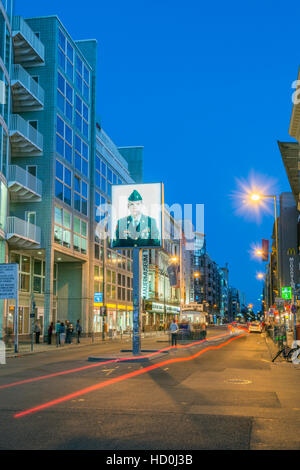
[54, 206, 88, 254]
[95, 153, 124, 199]
[55, 159, 88, 216]
[58, 28, 90, 103]
[56, 113, 89, 178]
[10, 253, 58, 295]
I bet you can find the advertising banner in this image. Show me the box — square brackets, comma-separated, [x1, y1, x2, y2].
[111, 183, 163, 249]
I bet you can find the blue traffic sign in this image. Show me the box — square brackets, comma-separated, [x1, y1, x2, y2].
[94, 292, 103, 303]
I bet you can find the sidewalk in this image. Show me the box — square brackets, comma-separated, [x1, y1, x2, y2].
[4, 331, 169, 359]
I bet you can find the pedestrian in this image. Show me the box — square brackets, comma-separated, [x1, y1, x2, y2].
[55, 319, 60, 347]
[66, 322, 73, 344]
[48, 322, 54, 345]
[75, 320, 82, 344]
[170, 319, 179, 347]
[34, 321, 41, 344]
[59, 322, 65, 346]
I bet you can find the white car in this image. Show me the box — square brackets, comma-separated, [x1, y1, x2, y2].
[248, 322, 262, 333]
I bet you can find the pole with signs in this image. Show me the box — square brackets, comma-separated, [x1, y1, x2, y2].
[132, 247, 141, 355]
[30, 294, 36, 352]
[0, 264, 18, 353]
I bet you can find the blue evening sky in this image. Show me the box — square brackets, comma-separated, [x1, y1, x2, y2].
[17, 0, 299, 310]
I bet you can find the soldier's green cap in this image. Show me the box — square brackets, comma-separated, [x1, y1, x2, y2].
[128, 190, 143, 202]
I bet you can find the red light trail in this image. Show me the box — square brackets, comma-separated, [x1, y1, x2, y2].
[0, 331, 231, 390]
[14, 332, 245, 419]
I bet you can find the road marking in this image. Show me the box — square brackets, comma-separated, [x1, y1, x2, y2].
[14, 333, 246, 419]
[0, 332, 232, 390]
[226, 379, 252, 384]
[102, 367, 119, 376]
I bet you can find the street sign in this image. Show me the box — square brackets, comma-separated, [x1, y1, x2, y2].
[94, 292, 103, 303]
[282, 287, 292, 300]
[0, 263, 18, 299]
[291, 305, 297, 313]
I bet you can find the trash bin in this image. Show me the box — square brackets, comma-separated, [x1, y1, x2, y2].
[296, 324, 300, 340]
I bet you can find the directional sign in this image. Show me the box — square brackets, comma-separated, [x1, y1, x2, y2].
[0, 264, 18, 299]
[94, 292, 103, 303]
[281, 287, 292, 300]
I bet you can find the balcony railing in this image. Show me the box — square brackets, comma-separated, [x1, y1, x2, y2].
[8, 165, 42, 200]
[12, 16, 45, 66]
[12, 64, 44, 109]
[6, 216, 41, 246]
[9, 114, 43, 156]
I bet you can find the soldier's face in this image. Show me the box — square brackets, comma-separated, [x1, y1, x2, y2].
[128, 201, 143, 218]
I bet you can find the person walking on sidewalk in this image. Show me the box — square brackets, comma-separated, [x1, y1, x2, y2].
[76, 320, 82, 344]
[66, 322, 73, 344]
[55, 320, 60, 347]
[59, 322, 65, 346]
[170, 319, 179, 347]
[34, 321, 41, 344]
[48, 322, 54, 345]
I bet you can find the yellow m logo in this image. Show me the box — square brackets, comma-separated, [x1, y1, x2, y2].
[287, 248, 296, 256]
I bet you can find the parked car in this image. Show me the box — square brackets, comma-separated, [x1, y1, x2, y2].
[248, 322, 262, 333]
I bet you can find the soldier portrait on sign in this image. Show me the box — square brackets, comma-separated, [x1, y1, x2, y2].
[111, 183, 163, 249]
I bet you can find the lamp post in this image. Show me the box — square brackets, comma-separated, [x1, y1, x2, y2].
[250, 194, 280, 296]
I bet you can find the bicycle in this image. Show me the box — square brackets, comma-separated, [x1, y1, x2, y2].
[272, 336, 300, 362]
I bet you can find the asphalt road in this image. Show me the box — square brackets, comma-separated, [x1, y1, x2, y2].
[1, 326, 300, 450]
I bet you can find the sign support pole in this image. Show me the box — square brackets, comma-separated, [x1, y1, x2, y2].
[14, 273, 18, 353]
[132, 247, 141, 355]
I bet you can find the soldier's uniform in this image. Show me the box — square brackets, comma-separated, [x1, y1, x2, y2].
[112, 190, 161, 248]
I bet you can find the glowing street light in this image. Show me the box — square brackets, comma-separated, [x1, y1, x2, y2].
[257, 273, 264, 280]
[250, 194, 261, 201]
[248, 191, 280, 292]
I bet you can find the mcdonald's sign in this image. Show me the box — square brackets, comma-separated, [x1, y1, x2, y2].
[287, 248, 296, 256]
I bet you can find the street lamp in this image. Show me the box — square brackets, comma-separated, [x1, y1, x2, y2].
[249, 193, 280, 293]
[257, 273, 264, 280]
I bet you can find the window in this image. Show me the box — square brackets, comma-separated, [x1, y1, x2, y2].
[56, 114, 73, 163]
[33, 259, 46, 294]
[75, 134, 88, 177]
[94, 265, 103, 293]
[54, 206, 72, 248]
[75, 53, 90, 102]
[29, 120, 38, 130]
[94, 191, 106, 223]
[74, 216, 88, 254]
[74, 175, 88, 215]
[10, 254, 30, 293]
[95, 153, 122, 200]
[26, 165, 37, 177]
[58, 29, 74, 81]
[55, 160, 72, 206]
[57, 72, 73, 122]
[75, 94, 89, 139]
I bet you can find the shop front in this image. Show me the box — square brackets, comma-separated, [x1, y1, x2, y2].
[144, 301, 180, 331]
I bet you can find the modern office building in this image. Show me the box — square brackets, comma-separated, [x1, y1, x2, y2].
[0, 5, 145, 339]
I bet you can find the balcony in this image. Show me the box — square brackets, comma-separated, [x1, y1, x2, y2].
[8, 165, 42, 201]
[6, 216, 41, 248]
[11, 65, 44, 111]
[9, 114, 43, 156]
[12, 16, 45, 67]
